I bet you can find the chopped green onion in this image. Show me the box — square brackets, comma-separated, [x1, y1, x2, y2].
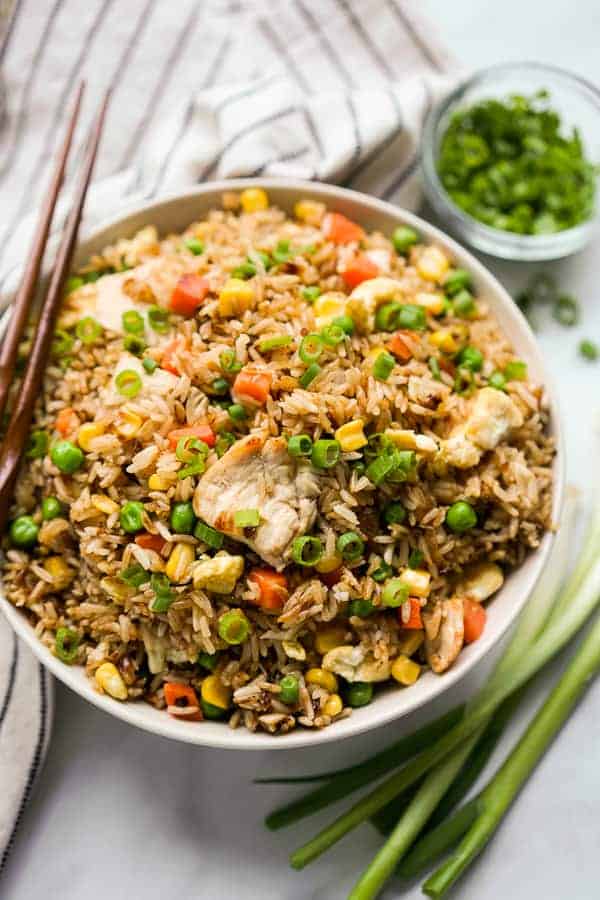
[311, 439, 340, 469]
[428, 356, 441, 380]
[373, 351, 395, 381]
[228, 403, 247, 422]
[287, 434, 313, 457]
[348, 599, 375, 618]
[299, 363, 321, 389]
[371, 562, 393, 583]
[408, 549, 424, 569]
[150, 573, 174, 612]
[254, 251, 273, 270]
[366, 453, 398, 486]
[185, 237, 204, 255]
[119, 564, 149, 588]
[456, 345, 484, 372]
[234, 509, 260, 528]
[258, 334, 293, 353]
[453, 290, 476, 318]
[291, 535, 323, 566]
[220, 349, 243, 373]
[123, 334, 146, 356]
[52, 329, 75, 357]
[336, 531, 365, 562]
[488, 370, 507, 390]
[320, 323, 346, 346]
[444, 268, 472, 297]
[143, 357, 158, 374]
[272, 240, 292, 264]
[332, 314, 355, 335]
[396, 304, 426, 331]
[383, 502, 406, 525]
[232, 261, 256, 279]
[579, 339, 598, 361]
[147, 305, 171, 333]
[392, 226, 418, 254]
[375, 303, 402, 332]
[55, 627, 80, 664]
[115, 369, 142, 398]
[65, 275, 84, 293]
[504, 359, 528, 381]
[454, 366, 474, 395]
[175, 436, 208, 480]
[122, 310, 145, 334]
[76, 316, 103, 344]
[215, 431, 236, 457]
[218, 610, 250, 645]
[198, 651, 219, 671]
[299, 333, 323, 364]
[194, 520, 224, 549]
[302, 286, 321, 303]
[381, 578, 410, 608]
[83, 271, 101, 283]
[26, 429, 49, 459]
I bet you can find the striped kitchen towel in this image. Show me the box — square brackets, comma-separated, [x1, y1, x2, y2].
[0, 0, 458, 873]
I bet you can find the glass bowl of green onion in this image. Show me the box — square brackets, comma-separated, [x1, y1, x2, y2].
[422, 62, 600, 260]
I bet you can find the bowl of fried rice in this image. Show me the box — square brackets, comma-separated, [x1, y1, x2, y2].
[0, 180, 563, 749]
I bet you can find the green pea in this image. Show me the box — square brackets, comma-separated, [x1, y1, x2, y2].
[456, 345, 484, 372]
[50, 440, 84, 474]
[143, 357, 158, 374]
[445, 501, 477, 533]
[201, 698, 227, 719]
[302, 286, 321, 303]
[120, 501, 145, 533]
[488, 371, 507, 391]
[9, 515, 39, 548]
[197, 652, 219, 671]
[452, 290, 476, 318]
[348, 599, 374, 618]
[444, 268, 472, 297]
[396, 304, 426, 331]
[279, 674, 300, 705]
[185, 238, 204, 255]
[170, 501, 195, 534]
[42, 497, 64, 521]
[392, 226, 418, 254]
[345, 682, 373, 708]
[383, 502, 407, 526]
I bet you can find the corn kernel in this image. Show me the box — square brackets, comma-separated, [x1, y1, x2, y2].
[148, 474, 171, 491]
[91, 494, 119, 515]
[385, 429, 438, 456]
[335, 419, 368, 452]
[95, 662, 128, 700]
[392, 654, 421, 686]
[315, 626, 347, 655]
[294, 199, 326, 225]
[240, 187, 269, 213]
[430, 329, 459, 354]
[100, 576, 134, 601]
[218, 278, 256, 317]
[417, 246, 449, 282]
[165, 542, 195, 583]
[314, 553, 343, 575]
[115, 407, 143, 439]
[398, 630, 425, 656]
[305, 668, 338, 693]
[414, 291, 445, 315]
[398, 568, 431, 598]
[43, 555, 74, 590]
[313, 292, 348, 329]
[323, 693, 343, 717]
[192, 553, 245, 593]
[77, 422, 105, 450]
[201, 673, 232, 709]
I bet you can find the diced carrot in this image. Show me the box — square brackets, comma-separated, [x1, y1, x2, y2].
[463, 598, 487, 644]
[55, 407, 76, 436]
[323, 211, 365, 245]
[232, 368, 272, 405]
[164, 682, 202, 721]
[398, 598, 423, 630]
[160, 337, 187, 375]
[341, 254, 379, 289]
[320, 568, 343, 588]
[167, 424, 216, 450]
[389, 330, 416, 362]
[135, 532, 166, 553]
[170, 274, 210, 316]
[248, 568, 289, 611]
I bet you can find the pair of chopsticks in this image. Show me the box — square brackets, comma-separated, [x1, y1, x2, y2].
[0, 82, 110, 530]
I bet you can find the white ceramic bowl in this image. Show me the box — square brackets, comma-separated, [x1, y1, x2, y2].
[0, 179, 564, 750]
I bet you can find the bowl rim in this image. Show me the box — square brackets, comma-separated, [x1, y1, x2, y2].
[421, 61, 600, 260]
[0, 177, 565, 750]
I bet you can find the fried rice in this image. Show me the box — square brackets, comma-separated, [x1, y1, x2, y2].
[1, 189, 554, 735]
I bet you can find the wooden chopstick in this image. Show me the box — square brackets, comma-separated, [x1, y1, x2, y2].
[0, 88, 111, 530]
[0, 81, 85, 424]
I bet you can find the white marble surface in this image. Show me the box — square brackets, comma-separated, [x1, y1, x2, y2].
[4, 2, 600, 898]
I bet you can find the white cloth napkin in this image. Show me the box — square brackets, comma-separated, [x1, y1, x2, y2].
[0, 0, 457, 871]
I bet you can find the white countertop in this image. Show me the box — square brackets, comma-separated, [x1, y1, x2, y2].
[4, 2, 600, 898]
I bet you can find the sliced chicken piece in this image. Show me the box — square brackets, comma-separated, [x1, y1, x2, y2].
[423, 597, 464, 674]
[194, 434, 320, 570]
[438, 387, 524, 470]
[322, 645, 392, 683]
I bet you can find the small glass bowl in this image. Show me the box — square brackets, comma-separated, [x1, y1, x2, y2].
[421, 62, 600, 261]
